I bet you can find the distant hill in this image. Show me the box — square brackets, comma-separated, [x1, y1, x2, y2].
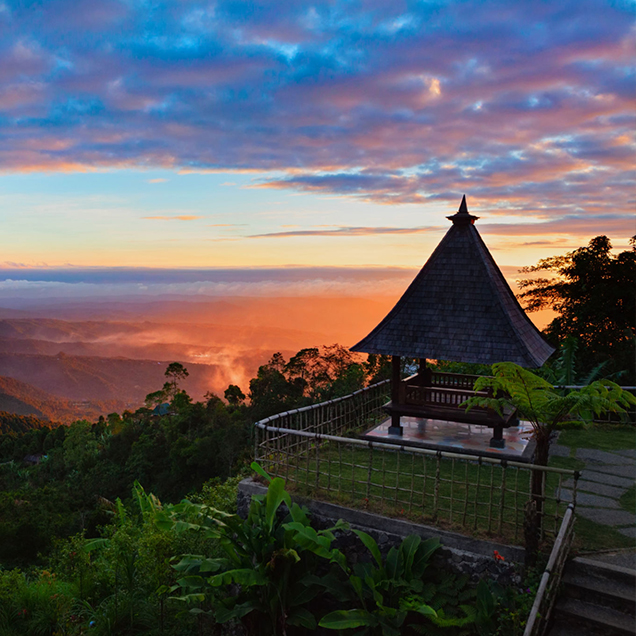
[0, 296, 402, 404]
[0, 376, 118, 423]
[0, 353, 219, 404]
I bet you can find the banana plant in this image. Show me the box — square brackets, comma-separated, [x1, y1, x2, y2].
[319, 531, 440, 636]
[161, 462, 349, 636]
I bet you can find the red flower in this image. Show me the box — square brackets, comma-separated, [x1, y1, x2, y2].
[493, 550, 505, 562]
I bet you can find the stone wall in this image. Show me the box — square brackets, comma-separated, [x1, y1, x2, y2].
[238, 478, 524, 586]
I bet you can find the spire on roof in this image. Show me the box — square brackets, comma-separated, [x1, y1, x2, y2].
[446, 194, 479, 226]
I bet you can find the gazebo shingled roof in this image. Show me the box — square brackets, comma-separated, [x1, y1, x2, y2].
[351, 196, 554, 368]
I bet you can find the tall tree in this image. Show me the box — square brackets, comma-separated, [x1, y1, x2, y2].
[518, 236, 635, 381]
[464, 362, 635, 563]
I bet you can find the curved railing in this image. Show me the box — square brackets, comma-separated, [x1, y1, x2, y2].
[254, 380, 579, 544]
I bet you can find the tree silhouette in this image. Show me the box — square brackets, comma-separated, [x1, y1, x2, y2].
[518, 236, 635, 382]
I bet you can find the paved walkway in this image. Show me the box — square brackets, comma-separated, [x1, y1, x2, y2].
[552, 443, 636, 540]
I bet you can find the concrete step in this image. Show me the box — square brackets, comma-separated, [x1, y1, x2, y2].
[549, 622, 601, 636]
[562, 570, 636, 614]
[550, 617, 633, 636]
[555, 597, 636, 635]
[568, 557, 636, 588]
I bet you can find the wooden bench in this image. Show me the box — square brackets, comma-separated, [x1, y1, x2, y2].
[385, 373, 518, 448]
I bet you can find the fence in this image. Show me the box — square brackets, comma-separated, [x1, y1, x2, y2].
[254, 381, 579, 545]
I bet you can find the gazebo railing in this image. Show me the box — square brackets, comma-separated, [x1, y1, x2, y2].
[431, 371, 483, 390]
[405, 385, 486, 409]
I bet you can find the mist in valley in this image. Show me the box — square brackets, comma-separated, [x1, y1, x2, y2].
[0, 267, 553, 419]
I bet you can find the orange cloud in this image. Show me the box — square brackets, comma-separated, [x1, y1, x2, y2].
[142, 215, 203, 221]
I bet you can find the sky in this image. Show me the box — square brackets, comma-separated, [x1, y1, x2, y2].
[0, 0, 634, 281]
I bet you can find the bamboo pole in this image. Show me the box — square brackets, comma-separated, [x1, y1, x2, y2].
[524, 504, 575, 636]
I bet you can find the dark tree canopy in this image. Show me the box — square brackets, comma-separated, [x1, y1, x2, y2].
[518, 236, 635, 382]
[248, 345, 391, 421]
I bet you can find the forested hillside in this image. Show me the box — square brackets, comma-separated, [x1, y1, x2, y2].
[0, 346, 387, 564]
[0, 352, 218, 405]
[0, 411, 52, 435]
[0, 375, 119, 423]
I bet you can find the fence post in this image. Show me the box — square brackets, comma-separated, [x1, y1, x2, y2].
[366, 445, 373, 500]
[433, 452, 441, 521]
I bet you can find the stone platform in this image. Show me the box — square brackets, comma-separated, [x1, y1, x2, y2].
[362, 416, 536, 463]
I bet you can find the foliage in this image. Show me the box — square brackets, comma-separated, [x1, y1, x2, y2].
[464, 362, 636, 467]
[163, 462, 349, 635]
[464, 362, 635, 563]
[518, 235, 636, 382]
[0, 463, 505, 636]
[319, 531, 440, 635]
[540, 337, 594, 386]
[224, 384, 246, 406]
[3, 479, 233, 636]
[486, 573, 541, 636]
[0, 412, 53, 436]
[0, 568, 77, 636]
[164, 466, 499, 636]
[249, 345, 388, 420]
[145, 361, 191, 409]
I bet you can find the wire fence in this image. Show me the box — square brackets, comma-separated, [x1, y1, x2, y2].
[254, 381, 580, 545]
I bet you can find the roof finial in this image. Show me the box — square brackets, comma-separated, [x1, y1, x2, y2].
[446, 195, 479, 226]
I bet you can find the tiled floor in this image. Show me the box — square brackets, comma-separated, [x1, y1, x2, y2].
[363, 416, 535, 462]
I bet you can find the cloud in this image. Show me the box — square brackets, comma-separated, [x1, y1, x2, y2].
[147, 178, 167, 183]
[245, 212, 634, 241]
[0, 0, 632, 230]
[479, 214, 634, 238]
[0, 266, 418, 299]
[142, 215, 203, 221]
[248, 225, 438, 238]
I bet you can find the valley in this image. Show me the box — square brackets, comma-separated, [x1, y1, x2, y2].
[0, 295, 398, 421]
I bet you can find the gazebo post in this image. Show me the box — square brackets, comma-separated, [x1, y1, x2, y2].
[418, 358, 431, 385]
[490, 425, 505, 448]
[389, 355, 403, 436]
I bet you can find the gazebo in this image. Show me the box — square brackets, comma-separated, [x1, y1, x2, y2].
[351, 196, 554, 449]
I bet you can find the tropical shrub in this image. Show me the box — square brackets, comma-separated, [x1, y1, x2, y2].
[162, 463, 349, 635]
[319, 531, 440, 635]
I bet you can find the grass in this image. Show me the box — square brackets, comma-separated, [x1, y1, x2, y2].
[619, 485, 635, 514]
[572, 517, 635, 553]
[548, 456, 585, 472]
[558, 424, 636, 452]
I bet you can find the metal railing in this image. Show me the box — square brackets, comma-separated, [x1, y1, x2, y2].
[524, 504, 576, 636]
[254, 381, 579, 544]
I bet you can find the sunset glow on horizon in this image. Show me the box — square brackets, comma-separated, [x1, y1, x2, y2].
[0, 0, 633, 274]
